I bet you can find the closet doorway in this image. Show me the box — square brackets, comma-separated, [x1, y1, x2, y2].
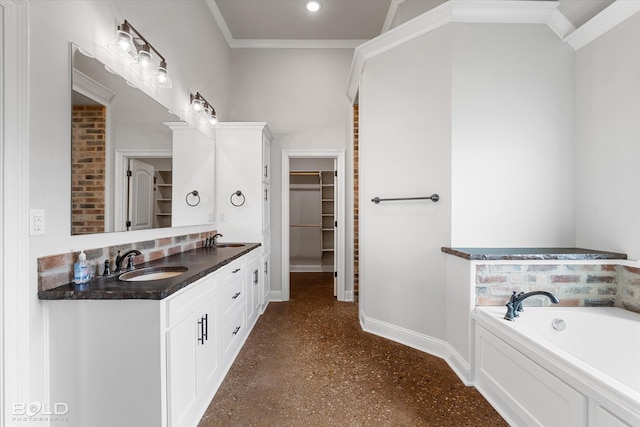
[289, 158, 336, 289]
[282, 150, 346, 301]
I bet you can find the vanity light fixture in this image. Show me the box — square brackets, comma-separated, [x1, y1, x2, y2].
[305, 0, 321, 12]
[107, 20, 172, 88]
[190, 92, 218, 127]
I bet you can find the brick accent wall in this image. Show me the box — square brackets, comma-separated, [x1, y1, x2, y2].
[37, 230, 217, 291]
[353, 104, 359, 302]
[475, 262, 640, 314]
[72, 105, 106, 235]
[620, 265, 640, 313]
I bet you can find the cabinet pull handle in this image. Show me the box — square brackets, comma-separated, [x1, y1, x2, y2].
[232, 292, 241, 299]
[264, 261, 268, 275]
[203, 313, 208, 342]
[232, 268, 241, 274]
[264, 165, 268, 178]
[253, 269, 259, 285]
[197, 317, 204, 345]
[264, 188, 268, 202]
[232, 326, 241, 335]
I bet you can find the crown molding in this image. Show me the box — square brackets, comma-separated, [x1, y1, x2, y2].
[563, 0, 640, 51]
[205, 0, 235, 47]
[346, 0, 574, 103]
[230, 38, 367, 49]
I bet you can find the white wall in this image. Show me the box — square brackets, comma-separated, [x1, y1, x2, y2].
[451, 23, 575, 247]
[358, 20, 575, 370]
[359, 25, 452, 340]
[27, 0, 230, 418]
[575, 12, 640, 259]
[228, 48, 354, 297]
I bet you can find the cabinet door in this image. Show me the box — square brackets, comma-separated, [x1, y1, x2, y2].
[167, 312, 199, 427]
[262, 182, 270, 232]
[167, 293, 218, 427]
[262, 134, 270, 184]
[262, 254, 270, 311]
[247, 256, 261, 327]
[197, 296, 219, 395]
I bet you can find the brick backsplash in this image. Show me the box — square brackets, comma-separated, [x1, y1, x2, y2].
[475, 262, 640, 314]
[72, 105, 106, 235]
[37, 231, 216, 291]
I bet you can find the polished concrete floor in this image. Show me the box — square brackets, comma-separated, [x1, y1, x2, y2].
[199, 272, 507, 426]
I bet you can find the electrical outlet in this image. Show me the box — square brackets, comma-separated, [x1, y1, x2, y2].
[30, 209, 46, 235]
[219, 211, 226, 222]
[208, 212, 215, 222]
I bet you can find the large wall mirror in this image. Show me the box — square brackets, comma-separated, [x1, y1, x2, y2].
[71, 44, 215, 235]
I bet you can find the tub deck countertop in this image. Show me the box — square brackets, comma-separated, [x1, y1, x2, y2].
[441, 247, 627, 261]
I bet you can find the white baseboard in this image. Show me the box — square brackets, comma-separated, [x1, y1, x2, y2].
[268, 290, 283, 302]
[361, 313, 473, 385]
[361, 314, 449, 360]
[343, 290, 353, 302]
[445, 343, 473, 385]
[289, 264, 333, 273]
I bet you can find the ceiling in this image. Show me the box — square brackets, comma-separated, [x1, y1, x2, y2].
[206, 0, 615, 48]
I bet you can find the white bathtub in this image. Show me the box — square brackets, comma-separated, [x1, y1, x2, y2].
[473, 306, 640, 427]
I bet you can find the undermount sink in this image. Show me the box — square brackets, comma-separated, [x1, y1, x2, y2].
[214, 243, 245, 248]
[119, 266, 188, 282]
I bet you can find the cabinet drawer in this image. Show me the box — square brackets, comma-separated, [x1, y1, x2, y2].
[221, 266, 246, 318]
[221, 304, 246, 359]
[166, 274, 218, 328]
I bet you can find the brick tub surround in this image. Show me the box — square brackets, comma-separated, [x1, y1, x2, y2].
[37, 230, 218, 291]
[442, 247, 640, 314]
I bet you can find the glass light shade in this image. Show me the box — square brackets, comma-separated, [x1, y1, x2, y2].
[131, 46, 154, 77]
[202, 106, 218, 127]
[154, 62, 173, 88]
[208, 111, 218, 127]
[191, 98, 205, 114]
[137, 47, 153, 69]
[107, 29, 136, 59]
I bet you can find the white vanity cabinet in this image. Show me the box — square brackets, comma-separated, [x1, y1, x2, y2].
[45, 248, 261, 427]
[216, 122, 272, 310]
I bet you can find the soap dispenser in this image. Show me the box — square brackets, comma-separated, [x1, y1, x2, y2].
[74, 250, 91, 284]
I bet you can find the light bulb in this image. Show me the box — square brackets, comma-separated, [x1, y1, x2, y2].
[305, 1, 321, 12]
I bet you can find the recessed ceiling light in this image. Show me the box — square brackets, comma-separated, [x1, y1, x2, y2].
[305, 0, 321, 12]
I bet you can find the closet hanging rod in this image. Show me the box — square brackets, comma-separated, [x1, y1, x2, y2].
[371, 194, 439, 204]
[290, 224, 321, 228]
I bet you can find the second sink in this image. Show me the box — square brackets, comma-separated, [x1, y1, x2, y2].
[119, 266, 188, 282]
[214, 243, 245, 248]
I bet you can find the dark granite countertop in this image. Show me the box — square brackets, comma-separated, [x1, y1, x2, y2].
[441, 247, 627, 261]
[38, 243, 261, 300]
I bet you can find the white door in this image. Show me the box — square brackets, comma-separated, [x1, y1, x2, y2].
[127, 159, 154, 230]
[332, 160, 338, 296]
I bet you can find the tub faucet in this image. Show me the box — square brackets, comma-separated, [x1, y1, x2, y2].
[114, 249, 142, 273]
[504, 291, 560, 321]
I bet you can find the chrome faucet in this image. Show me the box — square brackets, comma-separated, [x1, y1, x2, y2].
[114, 249, 142, 273]
[504, 290, 560, 321]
